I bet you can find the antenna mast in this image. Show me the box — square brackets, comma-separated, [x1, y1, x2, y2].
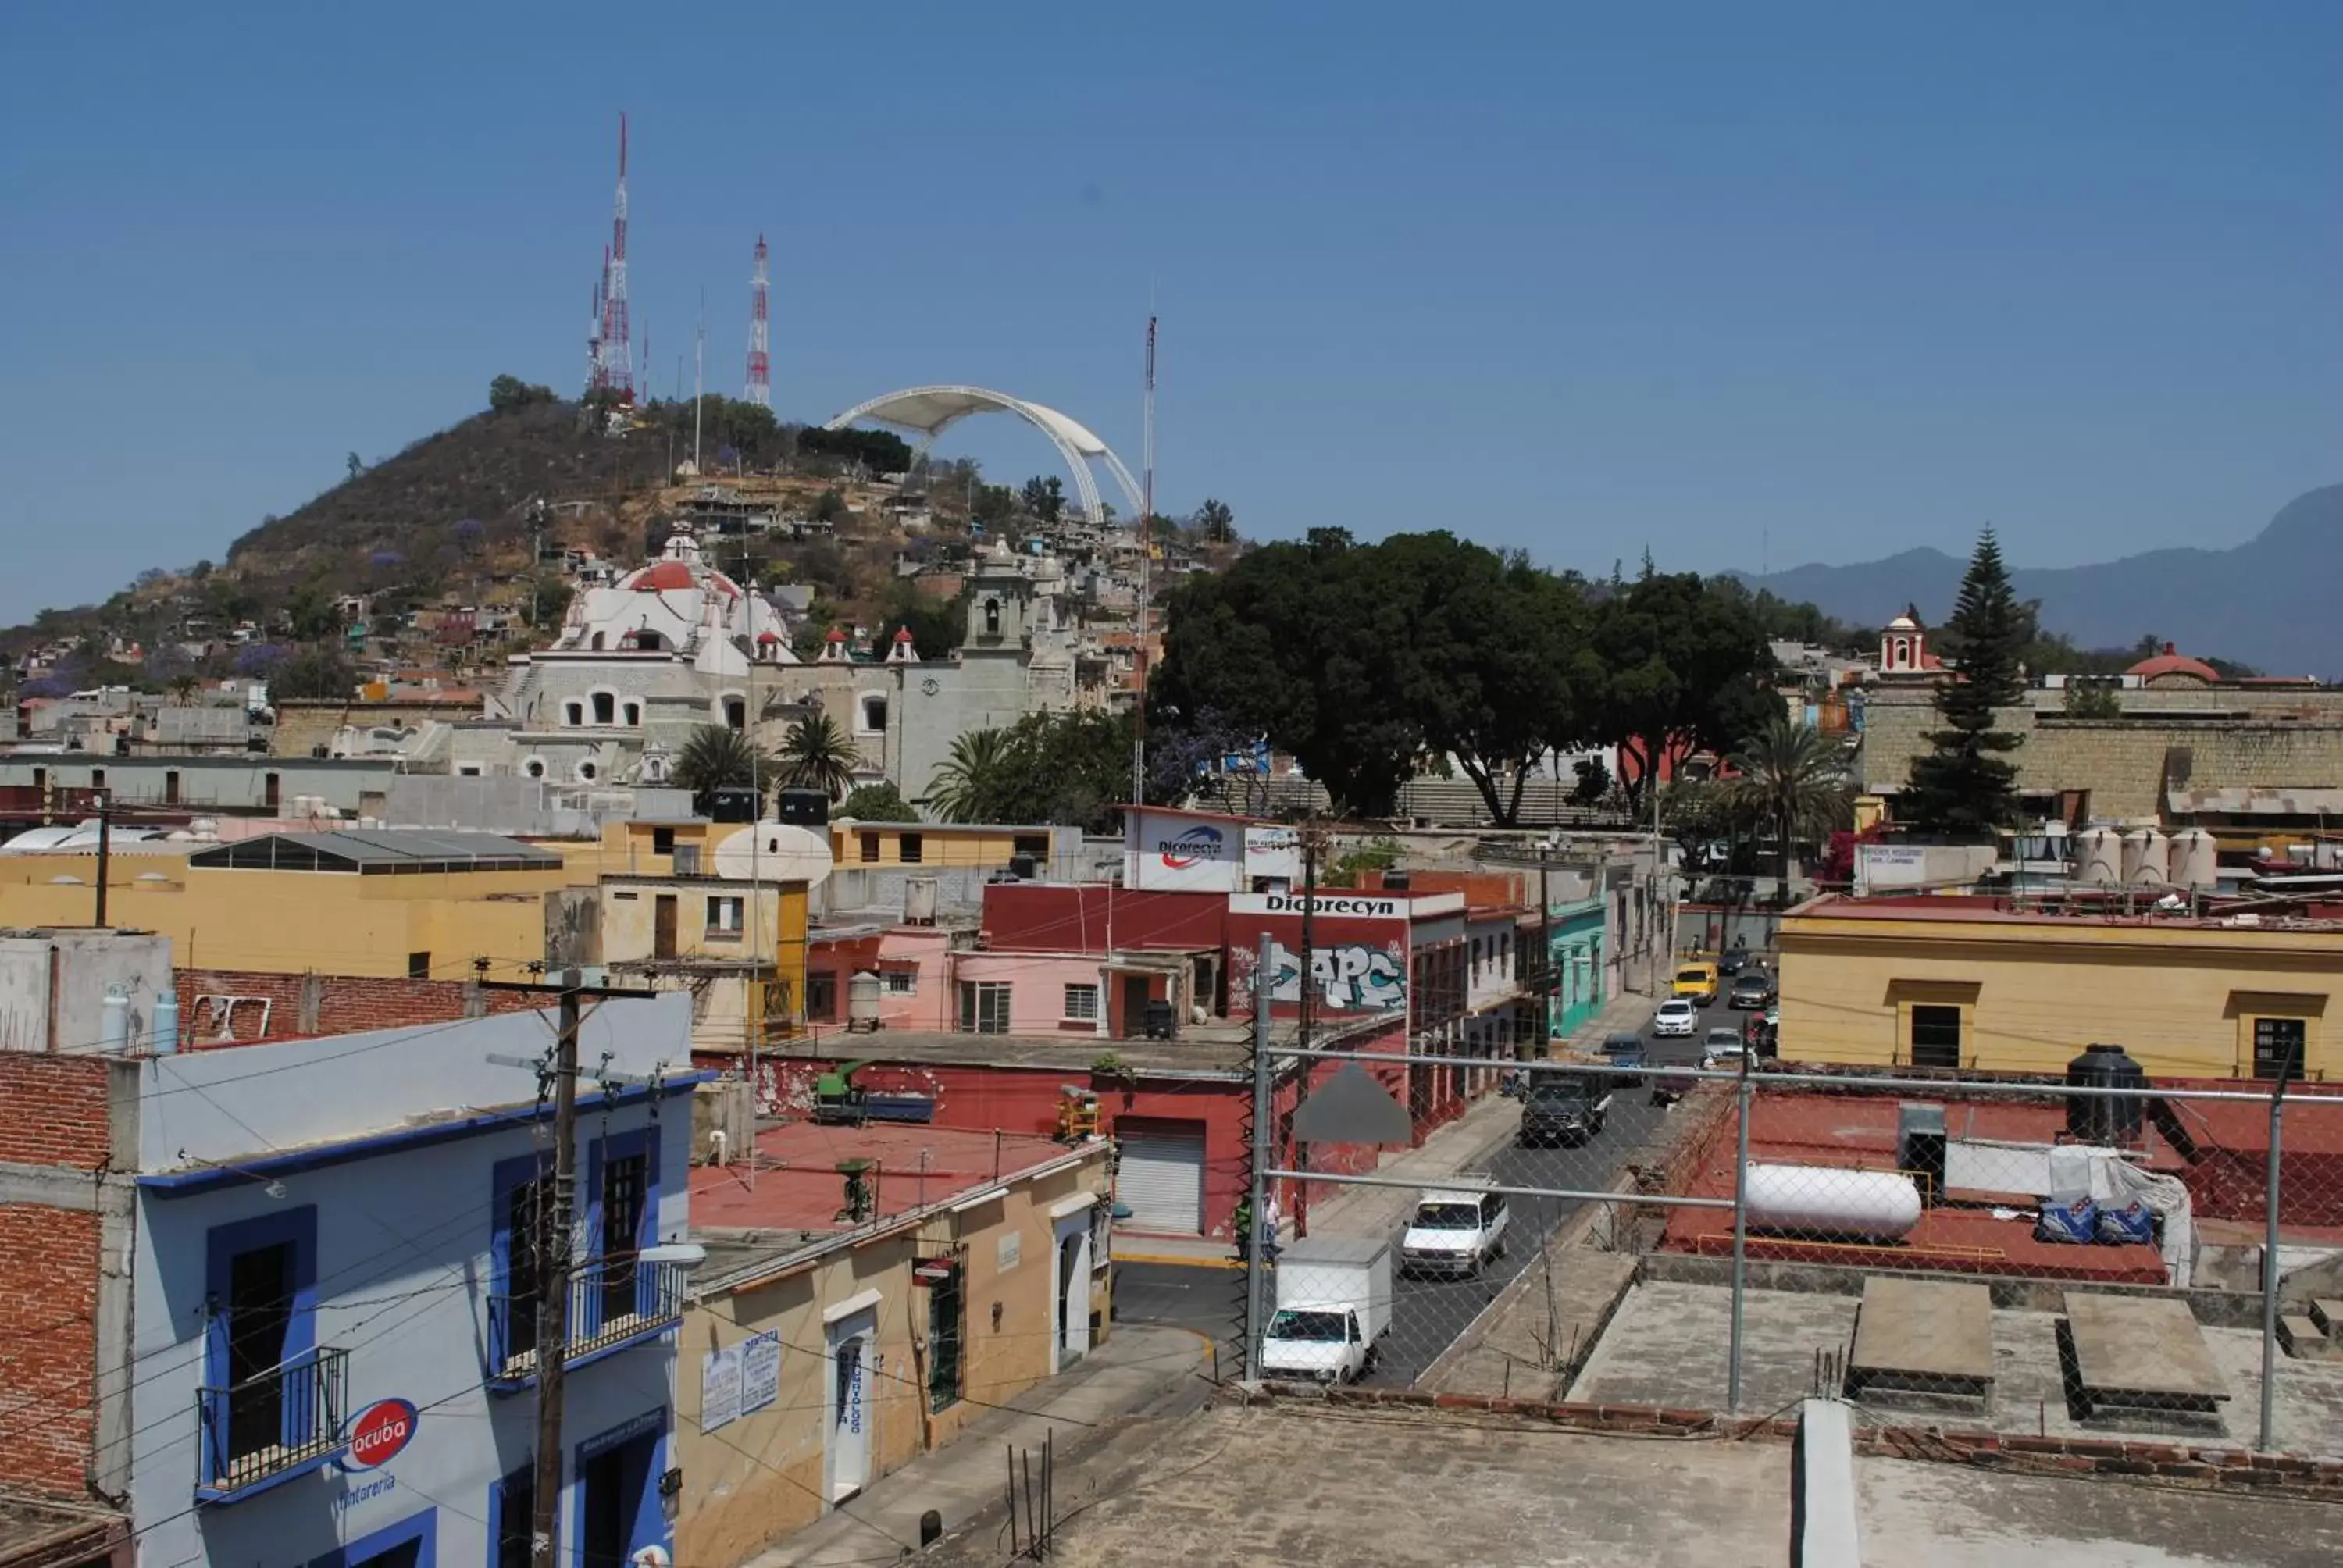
[1130, 312, 1157, 808]
[746, 235, 771, 408]
[597, 113, 634, 404]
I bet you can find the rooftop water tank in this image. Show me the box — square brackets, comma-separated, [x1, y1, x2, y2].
[2171, 828, 2218, 890]
[847, 970, 883, 1032]
[2120, 828, 2169, 886]
[2075, 826, 2120, 886]
[903, 876, 938, 927]
[2065, 1043, 2145, 1146]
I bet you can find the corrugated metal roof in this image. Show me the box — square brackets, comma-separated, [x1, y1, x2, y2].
[188, 829, 560, 874]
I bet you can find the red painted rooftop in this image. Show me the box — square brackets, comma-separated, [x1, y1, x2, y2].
[689, 1121, 1075, 1233]
[2126, 642, 2220, 683]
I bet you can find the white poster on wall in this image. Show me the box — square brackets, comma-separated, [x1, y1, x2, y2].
[1123, 808, 1246, 892]
[739, 1331, 781, 1416]
[699, 1343, 744, 1432]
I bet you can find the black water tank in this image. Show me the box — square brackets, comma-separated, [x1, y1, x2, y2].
[2066, 1043, 2145, 1146]
[708, 786, 760, 824]
[776, 786, 829, 827]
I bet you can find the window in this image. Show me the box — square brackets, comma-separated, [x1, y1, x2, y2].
[91, 767, 106, 790]
[983, 597, 1001, 636]
[1013, 833, 1050, 858]
[883, 968, 916, 996]
[493, 1469, 535, 1568]
[165, 769, 181, 804]
[564, 701, 583, 726]
[860, 831, 881, 863]
[591, 692, 615, 725]
[523, 757, 546, 780]
[575, 761, 598, 783]
[622, 700, 641, 725]
[807, 971, 838, 1022]
[1909, 1005, 1962, 1069]
[651, 827, 675, 855]
[597, 1150, 647, 1330]
[408, 951, 430, 979]
[497, 1169, 545, 1370]
[1064, 983, 1099, 1022]
[959, 981, 1012, 1034]
[724, 697, 746, 730]
[590, 632, 606, 650]
[201, 1208, 323, 1493]
[30, 767, 44, 792]
[262, 771, 279, 810]
[861, 695, 888, 732]
[927, 1260, 965, 1413]
[899, 833, 925, 864]
[2254, 1017, 2308, 1081]
[706, 896, 744, 937]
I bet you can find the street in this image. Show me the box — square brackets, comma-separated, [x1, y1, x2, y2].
[1114, 1022, 1695, 1387]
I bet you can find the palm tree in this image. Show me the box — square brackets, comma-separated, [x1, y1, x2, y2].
[923, 728, 1015, 822]
[166, 674, 201, 705]
[777, 712, 858, 800]
[1724, 716, 1853, 886]
[672, 725, 761, 813]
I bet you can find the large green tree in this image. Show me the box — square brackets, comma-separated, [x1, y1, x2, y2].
[837, 781, 918, 821]
[1590, 569, 1779, 814]
[1902, 530, 2027, 833]
[268, 647, 355, 701]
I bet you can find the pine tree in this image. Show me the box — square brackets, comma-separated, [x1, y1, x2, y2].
[1902, 529, 2026, 834]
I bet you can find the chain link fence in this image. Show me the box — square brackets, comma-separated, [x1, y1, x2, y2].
[1240, 1046, 2343, 1459]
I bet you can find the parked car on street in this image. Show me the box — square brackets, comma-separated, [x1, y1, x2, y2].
[1671, 961, 1721, 1007]
[1517, 1071, 1611, 1146]
[1729, 972, 1774, 1010]
[1599, 1032, 1646, 1088]
[1653, 998, 1699, 1038]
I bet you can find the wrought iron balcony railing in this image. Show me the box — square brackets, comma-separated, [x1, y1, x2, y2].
[196, 1345, 348, 1499]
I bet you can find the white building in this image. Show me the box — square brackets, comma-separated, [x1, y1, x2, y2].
[126, 994, 702, 1568]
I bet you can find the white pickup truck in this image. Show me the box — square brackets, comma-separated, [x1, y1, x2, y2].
[1400, 1179, 1509, 1278]
[1259, 1236, 1394, 1384]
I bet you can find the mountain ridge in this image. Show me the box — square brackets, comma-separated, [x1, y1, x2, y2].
[1734, 483, 2343, 679]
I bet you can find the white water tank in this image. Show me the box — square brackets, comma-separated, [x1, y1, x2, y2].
[1743, 1164, 1922, 1239]
[847, 970, 882, 1032]
[2075, 826, 2120, 886]
[904, 876, 938, 926]
[2171, 828, 2218, 890]
[2121, 828, 2169, 886]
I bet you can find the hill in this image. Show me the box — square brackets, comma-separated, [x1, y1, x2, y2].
[1735, 484, 2343, 680]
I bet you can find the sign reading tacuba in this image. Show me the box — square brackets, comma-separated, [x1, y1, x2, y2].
[344, 1399, 418, 1471]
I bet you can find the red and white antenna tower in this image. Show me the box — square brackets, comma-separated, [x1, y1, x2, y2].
[596, 113, 635, 404]
[745, 234, 771, 408]
[586, 251, 608, 394]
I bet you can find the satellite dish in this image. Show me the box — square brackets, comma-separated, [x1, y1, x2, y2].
[710, 821, 832, 889]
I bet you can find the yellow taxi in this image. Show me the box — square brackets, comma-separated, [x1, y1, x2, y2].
[1671, 960, 1721, 1007]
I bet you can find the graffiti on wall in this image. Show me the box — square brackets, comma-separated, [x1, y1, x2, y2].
[1267, 939, 1406, 1014]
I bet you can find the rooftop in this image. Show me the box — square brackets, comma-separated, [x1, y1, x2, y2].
[186, 829, 562, 874]
[1785, 892, 2343, 936]
[776, 1014, 1378, 1078]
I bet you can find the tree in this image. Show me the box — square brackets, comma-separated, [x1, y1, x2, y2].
[971, 483, 1018, 532]
[837, 781, 918, 821]
[1724, 717, 1852, 882]
[1903, 531, 2027, 833]
[1589, 571, 1780, 814]
[167, 674, 201, 704]
[531, 576, 574, 628]
[925, 728, 1018, 823]
[1019, 475, 1066, 524]
[488, 374, 556, 414]
[269, 647, 356, 700]
[672, 725, 762, 814]
[2062, 677, 2122, 718]
[809, 489, 847, 525]
[873, 583, 965, 661]
[777, 712, 858, 799]
[345, 452, 364, 480]
[282, 586, 343, 642]
[1195, 497, 1236, 545]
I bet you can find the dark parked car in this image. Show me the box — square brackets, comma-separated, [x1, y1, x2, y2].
[1717, 946, 1748, 976]
[1518, 1073, 1611, 1146]
[1729, 972, 1773, 1010]
[1599, 1031, 1646, 1089]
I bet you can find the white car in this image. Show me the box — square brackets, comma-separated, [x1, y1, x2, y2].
[1400, 1184, 1509, 1278]
[1653, 998, 1699, 1038]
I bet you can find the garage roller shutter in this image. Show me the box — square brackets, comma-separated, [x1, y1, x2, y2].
[1114, 1124, 1207, 1235]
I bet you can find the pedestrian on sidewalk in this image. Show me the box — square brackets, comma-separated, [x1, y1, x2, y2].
[1261, 1189, 1284, 1263]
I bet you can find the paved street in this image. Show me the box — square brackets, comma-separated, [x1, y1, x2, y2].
[1112, 1000, 1711, 1388]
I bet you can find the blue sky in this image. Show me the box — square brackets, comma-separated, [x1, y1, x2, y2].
[2, 3, 2338, 624]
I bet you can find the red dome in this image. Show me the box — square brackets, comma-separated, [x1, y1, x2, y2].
[893, 627, 915, 642]
[626, 561, 697, 592]
[825, 627, 847, 642]
[756, 631, 780, 644]
[2125, 643, 2219, 683]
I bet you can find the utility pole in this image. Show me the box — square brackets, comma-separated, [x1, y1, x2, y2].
[1292, 822, 1325, 1238]
[1243, 932, 1273, 1381]
[93, 791, 112, 928]
[530, 975, 582, 1568]
[1535, 838, 1553, 1060]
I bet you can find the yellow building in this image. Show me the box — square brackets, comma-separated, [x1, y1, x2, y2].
[829, 819, 1065, 871]
[1778, 894, 2340, 1080]
[599, 865, 810, 1057]
[676, 1127, 1113, 1565]
[0, 830, 584, 981]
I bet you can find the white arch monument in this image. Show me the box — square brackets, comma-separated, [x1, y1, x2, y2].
[823, 384, 1143, 528]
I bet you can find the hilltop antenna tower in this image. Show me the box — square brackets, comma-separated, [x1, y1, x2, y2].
[746, 235, 771, 408]
[597, 113, 635, 404]
[586, 255, 607, 394]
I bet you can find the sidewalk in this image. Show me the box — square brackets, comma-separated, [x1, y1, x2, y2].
[1111, 987, 1660, 1265]
[738, 1324, 1210, 1567]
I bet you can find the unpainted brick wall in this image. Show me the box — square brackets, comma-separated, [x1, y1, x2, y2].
[0, 1053, 109, 1496]
[173, 968, 544, 1046]
[0, 1053, 112, 1171]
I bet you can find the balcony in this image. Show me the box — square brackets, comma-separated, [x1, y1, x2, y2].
[196, 1346, 348, 1503]
[488, 1256, 686, 1392]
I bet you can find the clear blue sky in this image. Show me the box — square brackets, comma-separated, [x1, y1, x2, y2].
[2, 3, 2338, 625]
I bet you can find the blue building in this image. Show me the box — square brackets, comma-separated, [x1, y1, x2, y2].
[1544, 894, 1608, 1039]
[125, 994, 704, 1568]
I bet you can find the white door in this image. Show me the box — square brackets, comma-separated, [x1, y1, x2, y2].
[1114, 1123, 1206, 1234]
[825, 1310, 875, 1502]
[1054, 1218, 1093, 1372]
